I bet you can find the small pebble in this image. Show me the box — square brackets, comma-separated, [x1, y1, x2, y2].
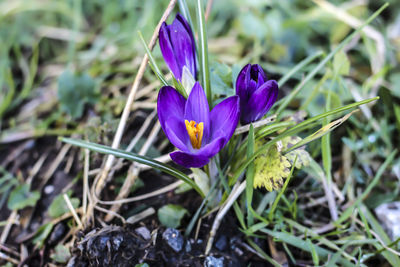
[185, 240, 192, 252]
[162, 228, 184, 253]
[215, 235, 228, 251]
[112, 234, 123, 250]
[204, 256, 224, 267]
[48, 223, 66, 245]
[44, 185, 54, 194]
[135, 226, 151, 240]
[375, 202, 400, 240]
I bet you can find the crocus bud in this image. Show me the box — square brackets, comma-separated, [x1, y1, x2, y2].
[236, 64, 278, 124]
[159, 13, 196, 82]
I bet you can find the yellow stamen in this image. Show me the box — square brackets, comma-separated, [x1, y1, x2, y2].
[185, 120, 204, 149]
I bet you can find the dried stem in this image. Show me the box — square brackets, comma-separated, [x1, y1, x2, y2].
[63, 194, 83, 229]
[205, 0, 214, 21]
[234, 115, 276, 135]
[82, 148, 89, 225]
[205, 181, 246, 254]
[97, 180, 183, 205]
[0, 211, 18, 245]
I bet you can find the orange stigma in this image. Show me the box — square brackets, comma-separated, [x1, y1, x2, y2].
[185, 120, 204, 149]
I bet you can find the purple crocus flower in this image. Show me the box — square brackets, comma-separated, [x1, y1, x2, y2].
[236, 64, 279, 124]
[159, 13, 196, 82]
[157, 82, 240, 168]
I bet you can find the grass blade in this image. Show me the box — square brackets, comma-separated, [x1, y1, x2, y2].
[195, 0, 211, 106]
[178, 0, 194, 34]
[60, 137, 205, 198]
[245, 124, 255, 227]
[138, 31, 169, 87]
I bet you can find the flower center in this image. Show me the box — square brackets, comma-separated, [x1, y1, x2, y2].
[185, 120, 204, 149]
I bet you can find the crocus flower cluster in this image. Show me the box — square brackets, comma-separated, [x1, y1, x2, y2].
[157, 14, 279, 168]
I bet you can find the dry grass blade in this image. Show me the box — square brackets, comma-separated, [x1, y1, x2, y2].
[234, 115, 276, 135]
[0, 211, 18, 245]
[63, 194, 83, 229]
[126, 207, 156, 224]
[205, 181, 246, 255]
[97, 180, 183, 205]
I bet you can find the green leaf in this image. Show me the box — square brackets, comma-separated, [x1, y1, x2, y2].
[7, 184, 40, 210]
[246, 124, 255, 226]
[175, 182, 192, 194]
[135, 264, 149, 267]
[57, 70, 98, 119]
[210, 62, 234, 96]
[253, 140, 291, 191]
[32, 223, 54, 248]
[191, 168, 210, 196]
[307, 239, 320, 266]
[59, 137, 205, 198]
[48, 191, 80, 218]
[158, 204, 188, 228]
[333, 50, 350, 76]
[50, 244, 71, 263]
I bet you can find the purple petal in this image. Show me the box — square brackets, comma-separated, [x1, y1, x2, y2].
[236, 64, 251, 101]
[164, 117, 190, 152]
[210, 96, 240, 147]
[196, 137, 225, 158]
[256, 71, 266, 88]
[159, 23, 181, 80]
[242, 80, 278, 123]
[170, 151, 210, 168]
[176, 14, 197, 77]
[251, 64, 267, 82]
[184, 82, 210, 141]
[157, 86, 186, 139]
[176, 13, 194, 40]
[169, 15, 196, 80]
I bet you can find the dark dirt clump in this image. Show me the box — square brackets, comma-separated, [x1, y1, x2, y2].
[68, 222, 269, 267]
